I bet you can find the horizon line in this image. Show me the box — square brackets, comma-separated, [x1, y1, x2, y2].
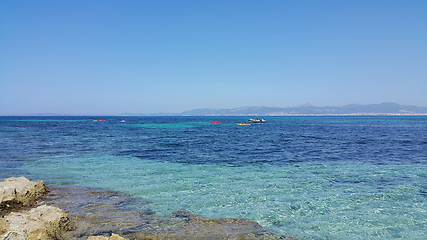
[1, 102, 426, 116]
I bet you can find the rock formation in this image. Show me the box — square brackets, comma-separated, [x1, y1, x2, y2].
[87, 233, 128, 240]
[0, 177, 72, 240]
[1, 205, 71, 240]
[1, 177, 297, 240]
[0, 177, 46, 210]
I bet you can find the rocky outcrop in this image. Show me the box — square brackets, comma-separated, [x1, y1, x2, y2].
[1, 178, 297, 240]
[0, 177, 72, 240]
[87, 233, 128, 240]
[0, 177, 46, 211]
[42, 186, 297, 239]
[0, 205, 72, 240]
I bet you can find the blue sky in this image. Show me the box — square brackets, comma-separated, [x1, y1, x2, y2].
[1, 0, 426, 115]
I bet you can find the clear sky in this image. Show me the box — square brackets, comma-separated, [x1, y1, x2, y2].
[1, 0, 426, 115]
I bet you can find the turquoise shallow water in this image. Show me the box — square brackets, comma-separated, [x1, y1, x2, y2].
[1, 116, 426, 239]
[22, 155, 426, 239]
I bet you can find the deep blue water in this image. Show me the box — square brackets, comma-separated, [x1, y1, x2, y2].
[0, 116, 426, 239]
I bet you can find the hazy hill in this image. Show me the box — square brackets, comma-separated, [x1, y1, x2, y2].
[180, 103, 427, 116]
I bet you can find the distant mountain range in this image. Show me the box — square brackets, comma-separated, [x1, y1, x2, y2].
[6, 103, 426, 116]
[179, 103, 427, 116]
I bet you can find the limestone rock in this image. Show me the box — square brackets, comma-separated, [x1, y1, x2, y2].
[110, 233, 127, 240]
[87, 236, 109, 240]
[0, 177, 46, 210]
[0, 205, 71, 240]
[88, 233, 128, 240]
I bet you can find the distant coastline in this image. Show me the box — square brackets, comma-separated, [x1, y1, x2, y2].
[1, 103, 427, 117]
[181, 113, 427, 117]
[179, 103, 427, 116]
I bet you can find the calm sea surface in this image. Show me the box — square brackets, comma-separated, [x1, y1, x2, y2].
[0, 116, 426, 239]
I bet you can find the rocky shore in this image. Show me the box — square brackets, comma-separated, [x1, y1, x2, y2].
[0, 177, 297, 240]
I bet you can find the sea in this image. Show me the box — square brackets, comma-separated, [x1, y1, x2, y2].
[0, 116, 425, 239]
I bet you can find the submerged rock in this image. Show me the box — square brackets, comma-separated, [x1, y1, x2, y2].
[0, 177, 46, 212]
[0, 178, 297, 240]
[37, 186, 151, 238]
[131, 210, 286, 240]
[40, 187, 296, 239]
[0, 205, 72, 240]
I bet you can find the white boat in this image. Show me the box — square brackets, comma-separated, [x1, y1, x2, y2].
[248, 118, 266, 123]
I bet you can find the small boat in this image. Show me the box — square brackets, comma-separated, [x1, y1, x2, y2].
[248, 117, 266, 123]
[236, 123, 251, 126]
[120, 120, 126, 123]
[211, 121, 221, 124]
[93, 120, 106, 122]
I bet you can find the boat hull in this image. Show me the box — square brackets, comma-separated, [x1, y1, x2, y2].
[248, 118, 266, 123]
